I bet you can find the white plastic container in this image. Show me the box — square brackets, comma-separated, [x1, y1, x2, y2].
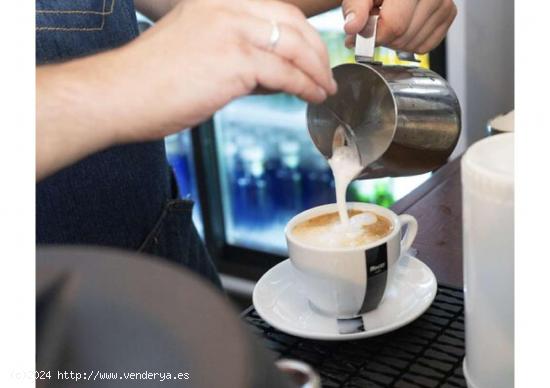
[461, 133, 514, 388]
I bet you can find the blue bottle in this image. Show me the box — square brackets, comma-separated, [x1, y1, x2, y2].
[273, 140, 303, 225]
[165, 134, 191, 198]
[233, 144, 272, 232]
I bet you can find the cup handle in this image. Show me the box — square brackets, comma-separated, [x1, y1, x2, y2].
[398, 214, 418, 254]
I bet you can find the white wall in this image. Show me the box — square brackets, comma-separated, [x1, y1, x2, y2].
[447, 0, 514, 156]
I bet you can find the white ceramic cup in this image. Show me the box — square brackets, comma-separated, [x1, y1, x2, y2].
[285, 202, 418, 318]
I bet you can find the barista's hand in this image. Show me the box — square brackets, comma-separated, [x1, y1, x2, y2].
[119, 0, 335, 141]
[342, 0, 457, 54]
[36, 0, 336, 179]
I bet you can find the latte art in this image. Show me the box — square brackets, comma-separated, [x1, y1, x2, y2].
[292, 210, 393, 249]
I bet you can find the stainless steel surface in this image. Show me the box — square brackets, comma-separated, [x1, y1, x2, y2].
[396, 51, 420, 62]
[307, 64, 461, 179]
[275, 359, 321, 388]
[326, 107, 361, 161]
[306, 14, 461, 179]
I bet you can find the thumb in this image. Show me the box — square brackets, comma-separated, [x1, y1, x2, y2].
[342, 0, 374, 35]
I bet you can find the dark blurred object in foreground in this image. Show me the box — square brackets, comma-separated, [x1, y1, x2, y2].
[37, 246, 295, 388]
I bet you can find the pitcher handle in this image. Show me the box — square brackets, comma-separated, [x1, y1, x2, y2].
[355, 15, 419, 63]
[355, 15, 379, 62]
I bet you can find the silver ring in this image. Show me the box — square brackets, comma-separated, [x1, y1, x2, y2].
[268, 20, 280, 51]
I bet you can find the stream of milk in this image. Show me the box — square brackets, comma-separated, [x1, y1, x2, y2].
[327, 125, 364, 225]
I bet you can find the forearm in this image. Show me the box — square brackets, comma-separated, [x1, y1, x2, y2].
[36, 0, 337, 180]
[36, 47, 149, 180]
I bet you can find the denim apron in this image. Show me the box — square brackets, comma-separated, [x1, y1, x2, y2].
[36, 0, 222, 289]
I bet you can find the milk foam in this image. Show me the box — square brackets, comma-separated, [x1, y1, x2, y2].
[327, 127, 364, 225]
[292, 211, 388, 249]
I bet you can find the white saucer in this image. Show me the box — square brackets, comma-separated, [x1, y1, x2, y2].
[253, 255, 437, 341]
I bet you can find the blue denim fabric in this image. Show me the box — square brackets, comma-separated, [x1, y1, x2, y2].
[36, 0, 222, 289]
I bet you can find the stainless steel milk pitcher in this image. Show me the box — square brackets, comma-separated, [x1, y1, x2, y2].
[307, 15, 461, 179]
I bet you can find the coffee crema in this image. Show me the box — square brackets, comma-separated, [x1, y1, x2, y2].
[292, 210, 393, 249]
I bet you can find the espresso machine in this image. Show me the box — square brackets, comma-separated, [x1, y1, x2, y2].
[307, 15, 461, 178]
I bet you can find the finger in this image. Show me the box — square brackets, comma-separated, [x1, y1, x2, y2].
[375, 0, 417, 46]
[342, 0, 374, 35]
[344, 34, 355, 49]
[236, 14, 335, 95]
[401, 0, 455, 52]
[250, 47, 328, 103]
[246, 0, 332, 81]
[387, 0, 442, 49]
[414, 7, 457, 54]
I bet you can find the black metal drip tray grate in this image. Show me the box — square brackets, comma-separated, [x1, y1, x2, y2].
[243, 285, 466, 387]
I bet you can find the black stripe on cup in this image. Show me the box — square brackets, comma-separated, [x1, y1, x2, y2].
[337, 316, 365, 334]
[358, 243, 388, 314]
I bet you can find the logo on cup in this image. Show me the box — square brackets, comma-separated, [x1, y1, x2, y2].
[369, 262, 386, 274]
[359, 243, 388, 314]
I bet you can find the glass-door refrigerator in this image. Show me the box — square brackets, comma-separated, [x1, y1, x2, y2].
[168, 8, 447, 280]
